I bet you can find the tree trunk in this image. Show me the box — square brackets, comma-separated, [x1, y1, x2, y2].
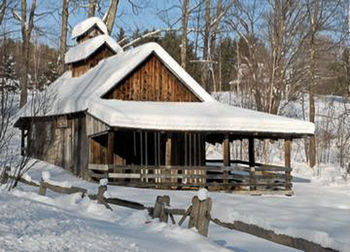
[88, 0, 96, 17]
[58, 0, 69, 75]
[105, 0, 119, 34]
[181, 0, 189, 69]
[308, 1, 318, 169]
[201, 0, 211, 91]
[19, 0, 36, 108]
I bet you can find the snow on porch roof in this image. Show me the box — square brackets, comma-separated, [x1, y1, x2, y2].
[88, 99, 315, 136]
[65, 35, 123, 64]
[71, 17, 108, 39]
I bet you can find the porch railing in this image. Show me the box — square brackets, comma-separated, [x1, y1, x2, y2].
[88, 160, 292, 194]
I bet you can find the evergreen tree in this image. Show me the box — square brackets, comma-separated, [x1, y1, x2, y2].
[0, 53, 19, 92]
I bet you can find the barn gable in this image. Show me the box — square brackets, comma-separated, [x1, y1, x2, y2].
[103, 53, 201, 102]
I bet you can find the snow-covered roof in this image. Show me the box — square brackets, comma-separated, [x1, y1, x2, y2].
[89, 100, 315, 134]
[72, 17, 108, 39]
[65, 35, 122, 64]
[16, 42, 314, 137]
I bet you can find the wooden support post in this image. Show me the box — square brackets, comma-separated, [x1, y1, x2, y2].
[184, 133, 188, 166]
[97, 184, 113, 210]
[145, 131, 148, 166]
[165, 134, 172, 166]
[152, 195, 170, 223]
[248, 138, 256, 191]
[107, 131, 114, 165]
[284, 138, 292, 191]
[21, 129, 25, 155]
[188, 196, 212, 237]
[223, 134, 230, 185]
[140, 131, 143, 165]
[38, 179, 47, 196]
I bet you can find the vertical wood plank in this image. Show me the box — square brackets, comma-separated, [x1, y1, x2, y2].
[165, 134, 172, 166]
[223, 134, 230, 185]
[107, 131, 114, 164]
[285, 138, 292, 191]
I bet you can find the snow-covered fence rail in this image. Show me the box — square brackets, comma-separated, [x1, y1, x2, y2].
[0, 170, 87, 196]
[210, 218, 338, 252]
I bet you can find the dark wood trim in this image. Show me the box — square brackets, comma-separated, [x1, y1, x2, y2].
[248, 138, 255, 167]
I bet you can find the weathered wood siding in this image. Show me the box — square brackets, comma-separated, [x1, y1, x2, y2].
[86, 113, 109, 136]
[76, 26, 104, 44]
[104, 54, 201, 102]
[27, 113, 90, 179]
[71, 44, 115, 77]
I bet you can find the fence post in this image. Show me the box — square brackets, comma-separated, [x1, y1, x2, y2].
[38, 179, 47, 196]
[188, 190, 212, 237]
[152, 195, 170, 223]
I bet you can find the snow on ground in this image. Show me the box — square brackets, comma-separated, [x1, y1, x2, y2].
[0, 161, 302, 252]
[1, 159, 350, 251]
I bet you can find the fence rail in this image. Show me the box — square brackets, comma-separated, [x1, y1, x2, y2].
[88, 161, 292, 194]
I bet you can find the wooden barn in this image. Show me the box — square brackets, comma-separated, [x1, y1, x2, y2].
[14, 17, 314, 194]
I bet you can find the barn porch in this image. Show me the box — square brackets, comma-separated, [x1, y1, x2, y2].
[88, 129, 293, 194]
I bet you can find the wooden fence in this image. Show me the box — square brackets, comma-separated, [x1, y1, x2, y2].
[88, 160, 292, 195]
[0, 170, 337, 252]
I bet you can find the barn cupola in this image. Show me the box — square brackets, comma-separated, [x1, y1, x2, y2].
[65, 17, 123, 77]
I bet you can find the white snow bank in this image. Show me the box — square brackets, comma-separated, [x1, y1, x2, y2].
[42, 171, 50, 181]
[41, 170, 72, 188]
[198, 188, 208, 201]
[72, 17, 108, 39]
[100, 178, 108, 186]
[65, 34, 122, 64]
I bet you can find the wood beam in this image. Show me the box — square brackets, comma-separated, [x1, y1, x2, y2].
[284, 138, 292, 191]
[223, 134, 230, 166]
[107, 131, 114, 165]
[248, 138, 255, 167]
[284, 138, 292, 168]
[21, 129, 25, 155]
[165, 133, 172, 166]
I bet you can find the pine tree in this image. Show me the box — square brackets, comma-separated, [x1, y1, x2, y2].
[0, 53, 19, 92]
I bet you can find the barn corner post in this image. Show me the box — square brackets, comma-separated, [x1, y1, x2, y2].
[284, 138, 292, 193]
[107, 130, 115, 165]
[248, 137, 256, 191]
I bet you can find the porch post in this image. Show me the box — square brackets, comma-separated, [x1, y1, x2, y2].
[21, 129, 25, 156]
[223, 134, 230, 166]
[284, 138, 292, 191]
[107, 131, 114, 165]
[223, 133, 230, 185]
[248, 137, 255, 166]
[248, 137, 255, 191]
[165, 133, 172, 166]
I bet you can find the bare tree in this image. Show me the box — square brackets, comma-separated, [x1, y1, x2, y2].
[13, 0, 37, 108]
[104, 0, 119, 34]
[58, 0, 69, 75]
[305, 0, 343, 168]
[88, 0, 96, 17]
[181, 0, 190, 69]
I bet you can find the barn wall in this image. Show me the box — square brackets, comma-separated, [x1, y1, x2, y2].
[104, 54, 201, 102]
[27, 113, 90, 179]
[71, 44, 115, 77]
[77, 26, 104, 44]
